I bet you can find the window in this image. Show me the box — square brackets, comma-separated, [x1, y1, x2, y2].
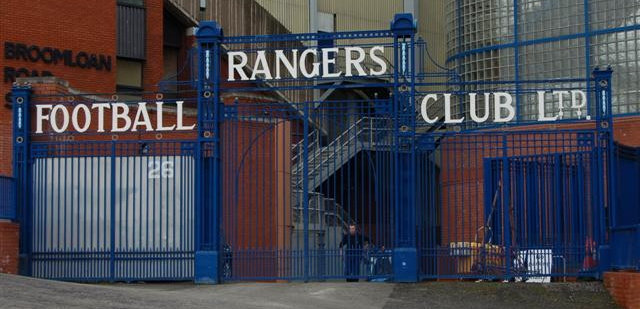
[163, 47, 179, 96]
[117, 0, 144, 7]
[116, 58, 143, 98]
[116, 0, 145, 100]
[117, 3, 145, 60]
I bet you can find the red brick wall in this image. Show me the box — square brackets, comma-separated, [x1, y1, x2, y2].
[143, 0, 164, 95]
[0, 221, 19, 274]
[0, 0, 196, 175]
[221, 120, 292, 279]
[0, 0, 118, 93]
[613, 116, 640, 147]
[604, 271, 640, 309]
[0, 0, 118, 176]
[177, 33, 196, 95]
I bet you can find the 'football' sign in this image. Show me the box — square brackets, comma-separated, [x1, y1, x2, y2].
[35, 101, 194, 134]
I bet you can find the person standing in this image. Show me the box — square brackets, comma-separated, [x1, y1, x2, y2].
[339, 224, 369, 282]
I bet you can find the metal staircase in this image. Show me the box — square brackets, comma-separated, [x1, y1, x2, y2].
[289, 118, 389, 247]
[292, 95, 446, 195]
[288, 81, 449, 241]
[287, 94, 448, 258]
[291, 117, 392, 193]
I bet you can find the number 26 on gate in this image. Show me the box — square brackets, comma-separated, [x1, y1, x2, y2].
[148, 160, 174, 179]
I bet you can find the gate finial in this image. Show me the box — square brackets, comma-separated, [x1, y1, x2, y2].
[391, 13, 417, 36]
[196, 21, 223, 41]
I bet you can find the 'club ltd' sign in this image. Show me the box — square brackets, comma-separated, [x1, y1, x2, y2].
[419, 90, 589, 124]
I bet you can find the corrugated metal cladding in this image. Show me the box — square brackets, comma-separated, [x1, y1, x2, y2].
[117, 3, 146, 60]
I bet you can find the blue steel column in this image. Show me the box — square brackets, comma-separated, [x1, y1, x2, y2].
[303, 104, 310, 282]
[391, 13, 418, 282]
[592, 67, 614, 276]
[194, 21, 224, 284]
[513, 0, 520, 121]
[502, 136, 512, 281]
[12, 83, 32, 276]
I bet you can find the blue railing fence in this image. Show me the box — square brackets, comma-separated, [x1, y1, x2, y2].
[610, 143, 640, 270]
[0, 176, 15, 220]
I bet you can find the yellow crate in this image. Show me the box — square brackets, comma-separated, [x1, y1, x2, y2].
[449, 242, 505, 274]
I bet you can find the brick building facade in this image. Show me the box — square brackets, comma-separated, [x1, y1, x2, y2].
[0, 0, 201, 275]
[0, 0, 199, 175]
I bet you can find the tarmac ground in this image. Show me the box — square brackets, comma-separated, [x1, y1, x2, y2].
[0, 274, 618, 309]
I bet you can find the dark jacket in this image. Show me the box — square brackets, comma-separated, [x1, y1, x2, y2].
[339, 233, 369, 250]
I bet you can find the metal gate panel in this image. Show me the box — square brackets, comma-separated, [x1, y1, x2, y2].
[215, 26, 401, 281]
[219, 103, 397, 281]
[112, 154, 195, 280]
[417, 128, 611, 280]
[31, 156, 112, 280]
[494, 151, 598, 279]
[192, 18, 615, 282]
[29, 142, 195, 281]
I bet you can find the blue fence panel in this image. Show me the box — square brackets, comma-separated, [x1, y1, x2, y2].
[216, 29, 398, 281]
[614, 144, 640, 227]
[416, 128, 607, 281]
[28, 141, 196, 281]
[9, 86, 200, 281]
[0, 176, 15, 220]
[611, 144, 640, 270]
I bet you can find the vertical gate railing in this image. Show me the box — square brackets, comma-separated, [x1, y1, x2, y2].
[611, 143, 640, 270]
[12, 88, 198, 281]
[0, 176, 15, 220]
[594, 68, 615, 272]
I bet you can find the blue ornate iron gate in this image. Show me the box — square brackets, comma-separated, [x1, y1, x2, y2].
[12, 13, 616, 283]
[12, 88, 197, 281]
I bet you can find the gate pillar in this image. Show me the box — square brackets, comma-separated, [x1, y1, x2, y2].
[194, 21, 223, 284]
[391, 13, 419, 282]
[11, 83, 32, 276]
[593, 67, 614, 276]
